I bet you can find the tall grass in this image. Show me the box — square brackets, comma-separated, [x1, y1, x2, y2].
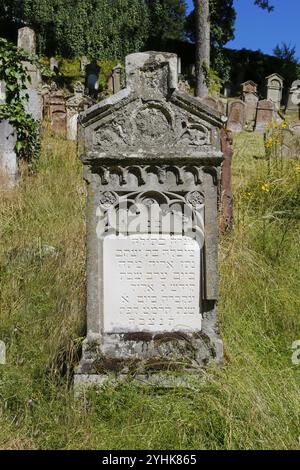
[0, 130, 300, 449]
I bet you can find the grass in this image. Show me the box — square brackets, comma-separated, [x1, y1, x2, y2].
[0, 129, 300, 450]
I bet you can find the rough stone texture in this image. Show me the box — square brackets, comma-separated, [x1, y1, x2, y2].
[17, 27, 36, 54]
[255, 99, 279, 132]
[75, 51, 224, 388]
[285, 80, 300, 115]
[227, 100, 245, 132]
[66, 82, 94, 141]
[43, 83, 67, 136]
[266, 73, 283, 110]
[0, 120, 17, 186]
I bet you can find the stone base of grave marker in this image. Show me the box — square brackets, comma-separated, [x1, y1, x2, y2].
[75, 52, 224, 389]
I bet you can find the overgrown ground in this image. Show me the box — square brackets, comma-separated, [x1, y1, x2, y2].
[0, 128, 300, 450]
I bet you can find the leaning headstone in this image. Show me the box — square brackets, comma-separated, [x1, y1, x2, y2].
[255, 99, 278, 132]
[285, 80, 300, 115]
[75, 51, 224, 389]
[0, 120, 17, 186]
[266, 73, 283, 110]
[227, 100, 245, 132]
[66, 82, 93, 140]
[17, 27, 42, 121]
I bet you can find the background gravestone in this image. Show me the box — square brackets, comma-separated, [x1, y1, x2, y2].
[241, 80, 258, 131]
[227, 100, 245, 132]
[66, 82, 94, 140]
[255, 99, 279, 131]
[17, 27, 43, 121]
[75, 51, 224, 389]
[285, 80, 300, 116]
[266, 73, 283, 110]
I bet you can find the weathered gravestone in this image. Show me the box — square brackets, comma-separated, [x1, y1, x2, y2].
[266, 73, 283, 110]
[255, 99, 279, 132]
[17, 27, 42, 121]
[241, 80, 258, 131]
[75, 51, 224, 388]
[227, 100, 245, 132]
[66, 82, 94, 140]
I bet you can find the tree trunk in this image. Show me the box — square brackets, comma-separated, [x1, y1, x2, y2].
[194, 0, 210, 97]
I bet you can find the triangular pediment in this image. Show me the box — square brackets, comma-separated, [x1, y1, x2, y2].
[78, 52, 223, 159]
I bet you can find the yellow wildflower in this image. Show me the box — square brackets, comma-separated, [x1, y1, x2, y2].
[265, 137, 273, 149]
[281, 120, 287, 129]
[261, 183, 270, 193]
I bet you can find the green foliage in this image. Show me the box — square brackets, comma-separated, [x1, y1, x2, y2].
[0, 38, 40, 165]
[207, 67, 222, 96]
[0, 0, 187, 60]
[145, 0, 186, 48]
[273, 42, 298, 63]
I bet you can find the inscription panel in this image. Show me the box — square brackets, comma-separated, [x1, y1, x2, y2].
[103, 234, 201, 333]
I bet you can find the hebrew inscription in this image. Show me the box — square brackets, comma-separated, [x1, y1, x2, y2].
[103, 234, 201, 333]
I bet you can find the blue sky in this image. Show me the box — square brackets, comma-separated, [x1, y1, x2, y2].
[186, 0, 300, 58]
